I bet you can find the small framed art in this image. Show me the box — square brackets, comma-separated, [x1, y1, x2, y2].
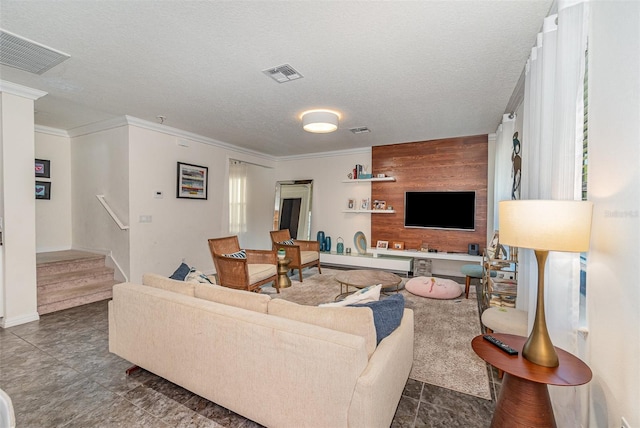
[177, 162, 208, 199]
[376, 240, 389, 249]
[35, 159, 50, 178]
[347, 198, 356, 210]
[392, 241, 405, 250]
[35, 181, 51, 200]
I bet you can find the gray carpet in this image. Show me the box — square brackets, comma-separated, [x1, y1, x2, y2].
[264, 268, 491, 400]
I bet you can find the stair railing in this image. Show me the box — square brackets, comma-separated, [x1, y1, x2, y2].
[96, 195, 129, 230]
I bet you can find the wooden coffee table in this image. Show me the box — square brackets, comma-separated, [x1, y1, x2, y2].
[334, 269, 402, 300]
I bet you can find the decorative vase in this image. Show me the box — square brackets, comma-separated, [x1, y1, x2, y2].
[324, 236, 331, 252]
[317, 231, 325, 252]
[336, 237, 344, 254]
[277, 249, 286, 259]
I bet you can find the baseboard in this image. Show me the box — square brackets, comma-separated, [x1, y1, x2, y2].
[1, 312, 40, 328]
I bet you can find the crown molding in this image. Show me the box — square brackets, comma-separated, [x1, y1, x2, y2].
[66, 116, 128, 137]
[35, 125, 70, 138]
[57, 114, 374, 162]
[0, 80, 47, 100]
[277, 146, 371, 162]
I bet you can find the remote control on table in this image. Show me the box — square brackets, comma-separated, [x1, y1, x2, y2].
[483, 335, 518, 355]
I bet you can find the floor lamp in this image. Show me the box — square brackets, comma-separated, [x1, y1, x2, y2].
[498, 200, 593, 367]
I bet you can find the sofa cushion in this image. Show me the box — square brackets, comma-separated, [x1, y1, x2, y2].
[142, 273, 196, 296]
[169, 262, 191, 280]
[300, 250, 319, 264]
[223, 249, 247, 259]
[268, 299, 377, 358]
[248, 264, 276, 284]
[194, 283, 271, 313]
[279, 239, 295, 245]
[349, 294, 405, 344]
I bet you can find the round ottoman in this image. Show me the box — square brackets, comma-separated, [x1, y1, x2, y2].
[405, 276, 463, 300]
[481, 307, 528, 336]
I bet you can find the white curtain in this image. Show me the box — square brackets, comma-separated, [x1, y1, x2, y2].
[229, 160, 248, 234]
[519, 2, 588, 426]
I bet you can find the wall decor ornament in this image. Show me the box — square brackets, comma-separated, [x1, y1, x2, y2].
[35, 159, 50, 178]
[177, 162, 208, 199]
[35, 181, 51, 200]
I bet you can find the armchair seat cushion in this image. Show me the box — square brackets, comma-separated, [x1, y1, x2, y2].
[300, 250, 320, 265]
[248, 264, 277, 284]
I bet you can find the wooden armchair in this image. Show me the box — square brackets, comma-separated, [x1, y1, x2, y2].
[270, 229, 321, 282]
[208, 236, 278, 293]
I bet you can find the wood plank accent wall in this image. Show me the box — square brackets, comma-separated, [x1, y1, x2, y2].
[371, 134, 488, 253]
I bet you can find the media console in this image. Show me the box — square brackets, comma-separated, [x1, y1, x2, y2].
[320, 248, 481, 277]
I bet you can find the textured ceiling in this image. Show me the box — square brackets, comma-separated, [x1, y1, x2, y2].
[0, 1, 552, 157]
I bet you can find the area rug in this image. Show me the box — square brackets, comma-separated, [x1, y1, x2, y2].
[265, 269, 491, 400]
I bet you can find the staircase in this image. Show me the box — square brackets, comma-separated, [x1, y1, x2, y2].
[36, 250, 119, 315]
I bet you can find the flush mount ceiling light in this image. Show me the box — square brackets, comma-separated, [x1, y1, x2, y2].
[301, 110, 340, 133]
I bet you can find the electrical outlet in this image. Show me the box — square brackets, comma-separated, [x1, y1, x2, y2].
[621, 416, 630, 428]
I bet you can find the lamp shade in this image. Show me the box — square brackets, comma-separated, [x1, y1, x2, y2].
[499, 200, 593, 252]
[301, 110, 339, 133]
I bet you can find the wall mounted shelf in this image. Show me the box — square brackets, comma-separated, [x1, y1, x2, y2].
[341, 177, 396, 183]
[342, 209, 396, 214]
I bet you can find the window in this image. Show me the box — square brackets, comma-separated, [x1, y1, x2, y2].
[229, 160, 247, 233]
[579, 46, 589, 326]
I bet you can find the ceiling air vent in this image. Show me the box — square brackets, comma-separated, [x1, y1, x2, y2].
[0, 29, 70, 75]
[349, 127, 371, 134]
[262, 64, 303, 83]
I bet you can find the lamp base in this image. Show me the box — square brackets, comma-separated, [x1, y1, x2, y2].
[522, 249, 559, 368]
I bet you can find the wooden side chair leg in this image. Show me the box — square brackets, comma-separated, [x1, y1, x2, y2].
[298, 269, 303, 282]
[465, 276, 471, 299]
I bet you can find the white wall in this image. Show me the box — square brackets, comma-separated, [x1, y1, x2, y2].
[587, 2, 640, 427]
[71, 126, 130, 279]
[275, 150, 372, 252]
[35, 131, 72, 252]
[127, 126, 275, 282]
[0, 90, 40, 326]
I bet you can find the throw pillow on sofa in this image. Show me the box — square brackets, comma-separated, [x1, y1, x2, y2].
[349, 294, 405, 344]
[185, 268, 214, 284]
[169, 262, 191, 280]
[318, 284, 381, 307]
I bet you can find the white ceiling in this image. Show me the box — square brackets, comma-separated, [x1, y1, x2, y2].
[0, 1, 552, 157]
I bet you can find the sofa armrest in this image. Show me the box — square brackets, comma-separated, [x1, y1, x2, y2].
[293, 239, 320, 252]
[348, 309, 415, 428]
[245, 249, 276, 264]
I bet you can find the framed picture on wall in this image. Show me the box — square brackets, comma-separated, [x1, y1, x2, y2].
[35, 159, 50, 178]
[35, 181, 51, 200]
[177, 162, 208, 199]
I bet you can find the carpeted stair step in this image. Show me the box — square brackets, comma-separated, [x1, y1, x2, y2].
[37, 266, 115, 292]
[36, 250, 118, 315]
[37, 280, 118, 315]
[37, 255, 106, 277]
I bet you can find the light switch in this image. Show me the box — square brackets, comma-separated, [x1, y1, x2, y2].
[139, 215, 152, 223]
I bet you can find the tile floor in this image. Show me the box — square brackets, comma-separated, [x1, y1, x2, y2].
[1, 287, 501, 427]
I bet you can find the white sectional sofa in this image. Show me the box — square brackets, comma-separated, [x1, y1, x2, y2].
[108, 274, 414, 428]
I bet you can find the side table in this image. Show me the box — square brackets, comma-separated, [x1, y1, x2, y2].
[277, 258, 291, 289]
[472, 333, 592, 427]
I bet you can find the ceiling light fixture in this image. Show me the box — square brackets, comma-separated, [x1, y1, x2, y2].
[301, 110, 340, 133]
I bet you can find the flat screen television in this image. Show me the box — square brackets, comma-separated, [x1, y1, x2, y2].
[404, 191, 476, 231]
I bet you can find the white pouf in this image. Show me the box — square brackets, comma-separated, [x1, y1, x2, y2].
[405, 276, 463, 300]
[481, 307, 528, 336]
